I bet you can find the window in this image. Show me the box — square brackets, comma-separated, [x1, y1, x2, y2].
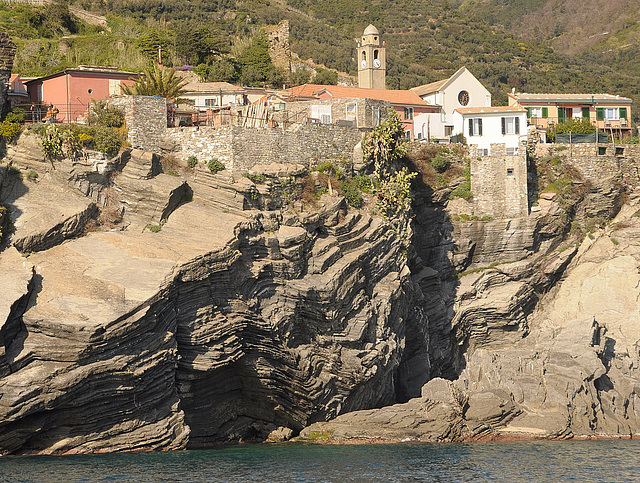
[604, 108, 619, 120]
[404, 107, 414, 120]
[501, 117, 520, 135]
[346, 103, 357, 121]
[204, 98, 218, 107]
[312, 105, 332, 124]
[507, 168, 514, 176]
[372, 107, 380, 126]
[404, 130, 412, 139]
[458, 90, 469, 106]
[572, 107, 582, 119]
[531, 107, 548, 118]
[468, 118, 482, 136]
[477, 148, 489, 156]
[506, 147, 517, 155]
[444, 125, 453, 136]
[582, 107, 590, 119]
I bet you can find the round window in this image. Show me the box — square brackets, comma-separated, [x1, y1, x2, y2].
[88, 89, 93, 94]
[458, 90, 469, 106]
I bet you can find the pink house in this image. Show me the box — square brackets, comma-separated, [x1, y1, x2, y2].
[25, 66, 139, 123]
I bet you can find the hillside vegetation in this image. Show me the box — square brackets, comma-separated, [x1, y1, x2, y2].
[2, 0, 639, 121]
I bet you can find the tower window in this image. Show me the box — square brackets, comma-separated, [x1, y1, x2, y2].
[362, 51, 366, 61]
[374, 50, 379, 60]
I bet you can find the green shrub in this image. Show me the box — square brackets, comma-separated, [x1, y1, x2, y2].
[208, 158, 225, 173]
[340, 179, 364, 208]
[450, 180, 472, 200]
[93, 127, 122, 156]
[0, 121, 22, 140]
[187, 155, 198, 168]
[26, 169, 38, 181]
[146, 223, 162, 233]
[430, 154, 450, 173]
[243, 172, 266, 184]
[88, 100, 125, 128]
[353, 175, 377, 193]
[5, 108, 25, 124]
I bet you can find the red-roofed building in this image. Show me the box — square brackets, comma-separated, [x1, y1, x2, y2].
[284, 84, 438, 138]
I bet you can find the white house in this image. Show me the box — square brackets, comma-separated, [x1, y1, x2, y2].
[452, 106, 528, 155]
[180, 82, 248, 109]
[411, 67, 491, 141]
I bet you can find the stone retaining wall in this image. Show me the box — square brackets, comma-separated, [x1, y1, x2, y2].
[538, 143, 640, 185]
[165, 123, 363, 170]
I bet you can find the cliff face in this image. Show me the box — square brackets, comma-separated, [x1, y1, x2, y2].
[2, 132, 639, 453]
[303, 175, 640, 442]
[0, 134, 411, 453]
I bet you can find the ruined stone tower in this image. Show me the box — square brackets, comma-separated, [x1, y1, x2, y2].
[357, 24, 385, 90]
[0, 32, 15, 120]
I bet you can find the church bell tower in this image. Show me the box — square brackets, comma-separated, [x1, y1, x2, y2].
[357, 24, 386, 89]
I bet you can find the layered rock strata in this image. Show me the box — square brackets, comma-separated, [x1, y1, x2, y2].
[0, 142, 412, 453]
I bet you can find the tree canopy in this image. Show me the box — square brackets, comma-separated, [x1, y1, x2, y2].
[120, 64, 188, 100]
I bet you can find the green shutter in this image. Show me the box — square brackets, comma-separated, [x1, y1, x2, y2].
[596, 108, 604, 120]
[501, 117, 506, 135]
[515, 117, 520, 134]
[478, 118, 482, 136]
[558, 107, 565, 123]
[469, 118, 473, 136]
[542, 107, 548, 118]
[620, 107, 628, 119]
[525, 107, 531, 118]
[582, 107, 590, 119]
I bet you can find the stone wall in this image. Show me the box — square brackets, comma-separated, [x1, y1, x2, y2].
[0, 33, 16, 120]
[165, 123, 363, 170]
[537, 143, 640, 185]
[471, 143, 529, 219]
[109, 96, 167, 153]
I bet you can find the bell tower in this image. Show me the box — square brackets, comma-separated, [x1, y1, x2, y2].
[357, 24, 386, 89]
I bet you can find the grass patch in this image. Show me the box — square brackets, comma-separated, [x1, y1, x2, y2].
[243, 172, 266, 184]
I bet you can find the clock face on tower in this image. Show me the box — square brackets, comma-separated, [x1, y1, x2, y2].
[361, 59, 367, 69]
[373, 59, 381, 68]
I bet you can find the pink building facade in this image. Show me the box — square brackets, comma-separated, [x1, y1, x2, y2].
[25, 66, 139, 123]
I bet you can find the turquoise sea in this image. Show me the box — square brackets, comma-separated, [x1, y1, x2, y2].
[1, 440, 639, 482]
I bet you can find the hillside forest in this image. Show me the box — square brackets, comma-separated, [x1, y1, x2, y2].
[2, 0, 639, 121]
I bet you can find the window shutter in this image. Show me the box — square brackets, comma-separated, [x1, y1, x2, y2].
[478, 118, 482, 136]
[469, 118, 473, 136]
[620, 108, 628, 119]
[515, 117, 520, 134]
[525, 107, 531, 118]
[582, 107, 589, 119]
[596, 108, 604, 120]
[501, 117, 506, 135]
[542, 107, 548, 118]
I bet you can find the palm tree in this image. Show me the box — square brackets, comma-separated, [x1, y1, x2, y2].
[121, 64, 188, 100]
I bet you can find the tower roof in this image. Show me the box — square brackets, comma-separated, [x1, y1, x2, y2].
[363, 24, 379, 36]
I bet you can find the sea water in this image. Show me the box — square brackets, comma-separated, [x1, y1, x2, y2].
[1, 439, 639, 482]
